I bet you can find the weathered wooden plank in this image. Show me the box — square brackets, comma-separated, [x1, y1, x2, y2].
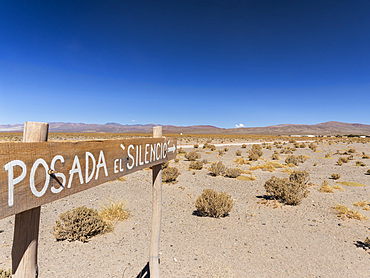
[150, 126, 162, 277]
[13, 121, 48, 277]
[0, 137, 177, 219]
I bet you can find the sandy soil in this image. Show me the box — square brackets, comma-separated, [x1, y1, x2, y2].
[0, 140, 369, 277]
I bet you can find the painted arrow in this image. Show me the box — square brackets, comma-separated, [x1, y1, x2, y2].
[168, 142, 176, 153]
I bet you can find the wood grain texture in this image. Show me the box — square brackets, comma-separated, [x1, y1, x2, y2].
[12, 121, 49, 277]
[150, 126, 162, 277]
[0, 137, 177, 219]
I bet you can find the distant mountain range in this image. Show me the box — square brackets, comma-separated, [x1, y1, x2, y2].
[0, 121, 370, 135]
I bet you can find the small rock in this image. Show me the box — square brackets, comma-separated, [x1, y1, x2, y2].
[173, 257, 178, 262]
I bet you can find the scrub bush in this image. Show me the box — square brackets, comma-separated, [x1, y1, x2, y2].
[185, 151, 200, 161]
[264, 171, 309, 205]
[162, 167, 180, 182]
[195, 189, 233, 218]
[53, 206, 111, 242]
[189, 160, 203, 170]
[209, 161, 226, 176]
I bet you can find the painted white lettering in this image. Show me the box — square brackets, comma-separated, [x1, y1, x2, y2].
[95, 150, 108, 180]
[156, 143, 160, 160]
[50, 155, 66, 194]
[85, 152, 96, 183]
[68, 155, 84, 188]
[139, 145, 144, 166]
[145, 144, 150, 164]
[119, 159, 124, 172]
[163, 142, 167, 158]
[30, 158, 50, 198]
[4, 160, 27, 207]
[135, 145, 139, 167]
[114, 159, 119, 173]
[127, 145, 134, 169]
[151, 144, 155, 162]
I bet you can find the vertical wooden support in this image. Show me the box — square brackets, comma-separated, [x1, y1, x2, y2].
[12, 122, 49, 277]
[149, 126, 162, 278]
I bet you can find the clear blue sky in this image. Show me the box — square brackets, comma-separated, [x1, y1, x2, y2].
[1, 0, 369, 128]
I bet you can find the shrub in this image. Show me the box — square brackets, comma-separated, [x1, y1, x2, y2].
[264, 171, 309, 205]
[241, 144, 247, 148]
[195, 189, 233, 218]
[348, 148, 356, 153]
[53, 206, 111, 242]
[331, 173, 340, 180]
[355, 161, 366, 167]
[319, 180, 334, 193]
[223, 147, 229, 152]
[289, 170, 310, 184]
[209, 161, 226, 176]
[189, 160, 203, 170]
[0, 269, 11, 278]
[193, 144, 199, 148]
[210, 145, 216, 151]
[334, 204, 367, 220]
[99, 200, 129, 222]
[285, 155, 298, 166]
[185, 151, 200, 161]
[203, 142, 212, 149]
[337, 157, 348, 165]
[280, 147, 295, 154]
[248, 152, 260, 161]
[271, 154, 280, 160]
[251, 144, 263, 156]
[178, 147, 186, 154]
[234, 157, 249, 165]
[299, 143, 306, 148]
[235, 150, 242, 156]
[309, 143, 317, 152]
[225, 168, 242, 178]
[162, 161, 169, 169]
[162, 167, 180, 182]
[364, 237, 370, 247]
[366, 169, 370, 175]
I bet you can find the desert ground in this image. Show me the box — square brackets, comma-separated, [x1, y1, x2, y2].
[0, 135, 369, 277]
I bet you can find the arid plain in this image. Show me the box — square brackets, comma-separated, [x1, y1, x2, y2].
[0, 134, 369, 277]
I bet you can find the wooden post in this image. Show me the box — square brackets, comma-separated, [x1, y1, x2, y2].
[12, 122, 49, 277]
[149, 126, 162, 277]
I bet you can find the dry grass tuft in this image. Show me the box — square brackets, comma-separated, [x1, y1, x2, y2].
[332, 185, 344, 191]
[250, 161, 285, 172]
[99, 200, 130, 222]
[236, 175, 256, 181]
[353, 200, 370, 210]
[334, 204, 367, 220]
[319, 180, 334, 193]
[337, 181, 366, 187]
[117, 176, 126, 182]
[234, 157, 250, 165]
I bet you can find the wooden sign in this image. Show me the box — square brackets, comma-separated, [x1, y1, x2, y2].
[0, 137, 177, 219]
